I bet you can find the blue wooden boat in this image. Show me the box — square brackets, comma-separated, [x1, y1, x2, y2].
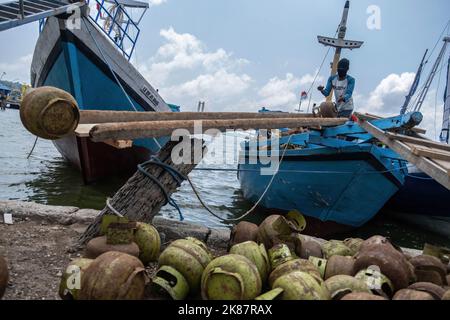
[238, 113, 423, 236]
[30, 0, 173, 183]
[381, 50, 450, 237]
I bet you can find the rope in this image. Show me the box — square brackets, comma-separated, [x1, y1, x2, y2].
[138, 136, 306, 223]
[307, 47, 332, 112]
[106, 197, 124, 217]
[193, 164, 413, 175]
[407, 19, 450, 113]
[137, 157, 184, 221]
[305, 29, 338, 112]
[26, 136, 38, 159]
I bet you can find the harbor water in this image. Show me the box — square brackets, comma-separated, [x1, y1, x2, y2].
[1, 108, 449, 249]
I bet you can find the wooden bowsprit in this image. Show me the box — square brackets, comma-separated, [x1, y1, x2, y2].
[357, 117, 450, 191]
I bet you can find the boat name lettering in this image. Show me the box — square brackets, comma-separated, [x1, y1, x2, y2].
[141, 86, 160, 107]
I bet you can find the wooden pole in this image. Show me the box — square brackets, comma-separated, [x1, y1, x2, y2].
[79, 110, 316, 124]
[85, 118, 348, 142]
[77, 138, 205, 246]
[357, 118, 450, 191]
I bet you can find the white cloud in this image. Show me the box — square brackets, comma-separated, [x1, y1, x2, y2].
[162, 69, 252, 102]
[357, 72, 415, 115]
[139, 27, 248, 87]
[356, 72, 445, 139]
[257, 72, 323, 110]
[148, 0, 167, 6]
[138, 27, 252, 110]
[0, 54, 32, 83]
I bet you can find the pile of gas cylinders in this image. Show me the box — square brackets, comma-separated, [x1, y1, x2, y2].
[56, 213, 450, 300]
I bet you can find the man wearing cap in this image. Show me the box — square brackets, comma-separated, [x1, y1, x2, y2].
[317, 58, 355, 118]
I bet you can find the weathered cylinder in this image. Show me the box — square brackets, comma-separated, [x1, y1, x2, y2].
[324, 255, 355, 280]
[0, 256, 8, 299]
[134, 222, 161, 265]
[158, 238, 213, 294]
[324, 275, 370, 300]
[272, 271, 330, 300]
[20, 86, 80, 140]
[229, 241, 270, 283]
[151, 265, 190, 300]
[268, 258, 322, 288]
[79, 252, 146, 300]
[393, 289, 435, 300]
[59, 258, 93, 300]
[322, 240, 352, 259]
[229, 221, 259, 248]
[84, 236, 140, 259]
[341, 292, 387, 300]
[257, 215, 302, 252]
[201, 254, 262, 300]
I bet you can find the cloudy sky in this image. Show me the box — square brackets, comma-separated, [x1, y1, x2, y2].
[0, 0, 449, 138]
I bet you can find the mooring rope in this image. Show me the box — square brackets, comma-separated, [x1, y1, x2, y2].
[138, 136, 293, 223]
[137, 158, 185, 221]
[26, 136, 39, 159]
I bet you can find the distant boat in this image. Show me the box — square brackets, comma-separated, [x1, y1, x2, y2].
[384, 41, 450, 237]
[30, 0, 175, 183]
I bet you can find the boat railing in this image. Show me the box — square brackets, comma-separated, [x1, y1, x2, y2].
[90, 0, 142, 60]
[38, 0, 144, 61]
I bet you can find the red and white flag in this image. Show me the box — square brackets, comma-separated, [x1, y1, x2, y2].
[300, 91, 308, 100]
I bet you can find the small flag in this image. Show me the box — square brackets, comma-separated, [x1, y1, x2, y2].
[300, 91, 308, 100]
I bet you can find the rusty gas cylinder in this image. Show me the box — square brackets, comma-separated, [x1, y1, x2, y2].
[59, 258, 93, 300]
[229, 221, 259, 248]
[79, 252, 146, 300]
[0, 256, 8, 299]
[84, 236, 140, 259]
[201, 254, 262, 300]
[20, 86, 79, 140]
[158, 238, 213, 294]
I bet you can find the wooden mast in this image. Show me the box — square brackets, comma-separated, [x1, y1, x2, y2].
[317, 1, 363, 102]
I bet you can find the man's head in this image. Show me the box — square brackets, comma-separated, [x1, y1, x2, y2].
[337, 58, 350, 78]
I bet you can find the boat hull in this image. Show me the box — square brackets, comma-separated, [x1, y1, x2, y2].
[30, 16, 171, 183]
[238, 152, 402, 230]
[385, 170, 450, 218]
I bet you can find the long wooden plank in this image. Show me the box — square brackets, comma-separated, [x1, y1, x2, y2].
[86, 118, 347, 142]
[79, 110, 316, 124]
[386, 132, 450, 152]
[358, 119, 450, 190]
[409, 144, 450, 162]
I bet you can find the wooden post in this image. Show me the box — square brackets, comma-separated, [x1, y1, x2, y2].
[77, 137, 205, 246]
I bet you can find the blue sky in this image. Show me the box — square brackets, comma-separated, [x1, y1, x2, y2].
[0, 0, 449, 136]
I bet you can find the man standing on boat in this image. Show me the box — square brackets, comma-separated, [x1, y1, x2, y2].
[317, 58, 355, 118]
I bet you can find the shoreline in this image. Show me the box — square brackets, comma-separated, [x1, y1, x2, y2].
[0, 200, 422, 256]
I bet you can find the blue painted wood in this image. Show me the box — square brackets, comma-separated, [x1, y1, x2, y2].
[238, 146, 402, 227]
[323, 112, 423, 137]
[237, 113, 415, 227]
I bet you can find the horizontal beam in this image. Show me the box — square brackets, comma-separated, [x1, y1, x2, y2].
[84, 118, 347, 141]
[79, 110, 316, 124]
[386, 132, 450, 152]
[358, 119, 450, 190]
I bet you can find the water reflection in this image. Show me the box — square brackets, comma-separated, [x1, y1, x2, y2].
[1, 109, 450, 249]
